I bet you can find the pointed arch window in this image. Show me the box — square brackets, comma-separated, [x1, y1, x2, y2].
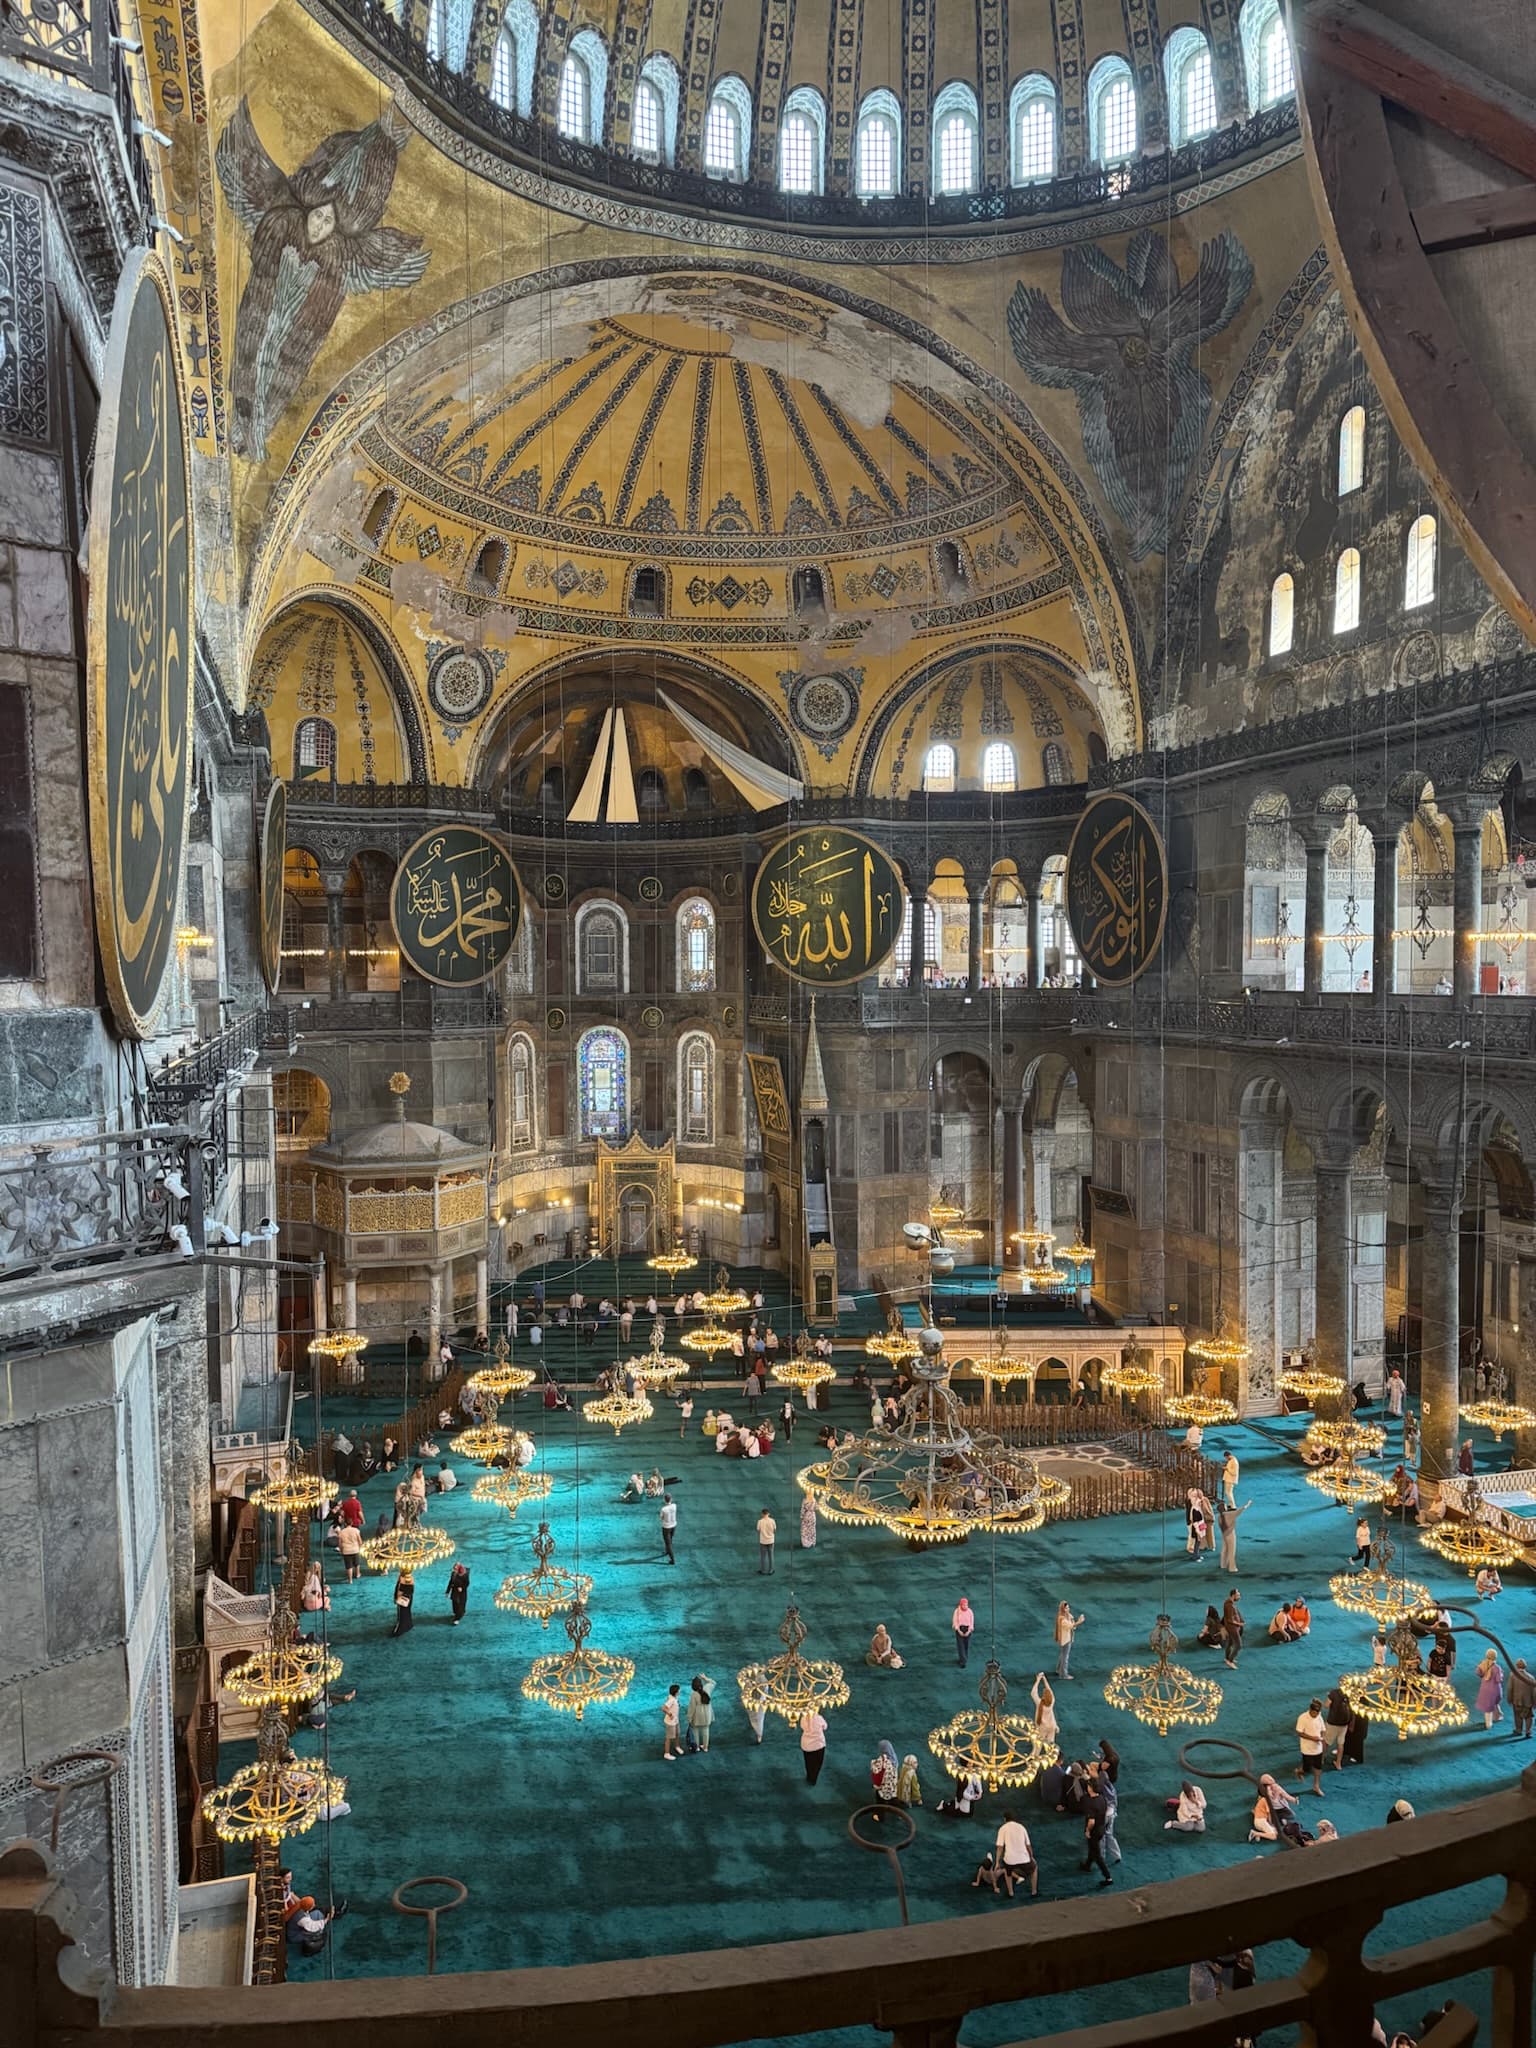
[578, 1028, 629, 1141]
[982, 741, 1017, 793]
[1269, 571, 1295, 656]
[1338, 405, 1365, 495]
[677, 897, 717, 993]
[679, 1033, 715, 1145]
[1333, 548, 1361, 635]
[1404, 514, 1437, 609]
[924, 743, 957, 792]
[509, 1034, 537, 1149]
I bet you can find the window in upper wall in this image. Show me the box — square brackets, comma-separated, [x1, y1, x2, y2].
[635, 54, 680, 165]
[705, 78, 750, 178]
[793, 565, 826, 617]
[1042, 741, 1073, 786]
[1165, 30, 1217, 146]
[294, 717, 336, 779]
[633, 78, 662, 158]
[425, 0, 444, 60]
[362, 489, 394, 542]
[982, 741, 1017, 792]
[1089, 59, 1138, 164]
[856, 91, 901, 197]
[491, 29, 516, 107]
[630, 565, 663, 616]
[1338, 405, 1365, 496]
[924, 743, 957, 792]
[932, 83, 980, 196]
[1333, 548, 1361, 634]
[779, 87, 825, 195]
[936, 540, 967, 596]
[557, 54, 589, 139]
[1404, 514, 1437, 610]
[677, 897, 717, 993]
[679, 1033, 714, 1144]
[578, 1027, 629, 1140]
[578, 903, 627, 993]
[895, 895, 940, 972]
[1011, 80, 1057, 183]
[636, 767, 667, 811]
[1241, 0, 1295, 108]
[1269, 571, 1295, 656]
[509, 1035, 536, 1148]
[470, 538, 507, 593]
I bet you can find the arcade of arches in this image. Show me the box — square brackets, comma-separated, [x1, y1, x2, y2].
[5, 2, 1536, 2044]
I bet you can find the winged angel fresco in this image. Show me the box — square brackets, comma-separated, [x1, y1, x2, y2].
[1007, 229, 1253, 562]
[216, 99, 429, 461]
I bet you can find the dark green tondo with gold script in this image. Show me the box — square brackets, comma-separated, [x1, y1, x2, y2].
[86, 251, 194, 1039]
[390, 826, 522, 987]
[751, 827, 904, 986]
[258, 780, 288, 993]
[1065, 793, 1169, 987]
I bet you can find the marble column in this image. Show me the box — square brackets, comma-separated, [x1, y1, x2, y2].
[1001, 1110, 1025, 1261]
[1312, 1162, 1354, 1381]
[1451, 818, 1486, 1002]
[967, 890, 984, 993]
[1303, 838, 1328, 997]
[475, 1253, 490, 1338]
[323, 881, 347, 1001]
[1028, 1129, 1055, 1240]
[311, 1262, 327, 1336]
[1418, 1180, 1464, 1481]
[427, 1264, 444, 1370]
[908, 886, 929, 992]
[1370, 826, 1398, 1002]
[341, 1271, 358, 1331]
[1028, 888, 1045, 989]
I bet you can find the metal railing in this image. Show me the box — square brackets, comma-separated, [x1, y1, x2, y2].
[0, 1125, 201, 1285]
[0, 0, 154, 223]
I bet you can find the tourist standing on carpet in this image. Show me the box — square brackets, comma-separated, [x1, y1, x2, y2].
[1031, 1673, 1058, 1744]
[800, 1493, 817, 1548]
[952, 1595, 975, 1666]
[1475, 1649, 1505, 1728]
[870, 1739, 899, 1800]
[1220, 1450, 1239, 1507]
[1386, 1367, 1405, 1417]
[446, 1561, 470, 1624]
[337, 1519, 363, 1583]
[780, 1394, 796, 1442]
[1507, 1658, 1535, 1738]
[678, 1393, 693, 1439]
[1081, 1776, 1113, 1886]
[1323, 1684, 1352, 1767]
[1348, 1515, 1372, 1567]
[686, 1675, 714, 1752]
[1054, 1600, 1085, 1678]
[662, 1683, 683, 1760]
[1221, 1588, 1244, 1668]
[744, 1695, 766, 1743]
[1295, 1698, 1328, 1795]
[744, 1368, 762, 1417]
[660, 1492, 677, 1565]
[1215, 1496, 1249, 1573]
[1185, 1488, 1209, 1560]
[800, 1706, 827, 1783]
[389, 1571, 414, 1637]
[756, 1506, 776, 1573]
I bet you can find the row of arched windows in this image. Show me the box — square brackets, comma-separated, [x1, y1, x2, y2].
[572, 896, 717, 995]
[1267, 516, 1438, 656]
[919, 741, 1075, 793]
[422, 0, 1293, 197]
[508, 1028, 719, 1146]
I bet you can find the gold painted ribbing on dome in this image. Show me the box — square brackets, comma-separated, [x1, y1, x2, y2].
[471, 1465, 555, 1511]
[737, 1601, 849, 1722]
[772, 1334, 836, 1392]
[1101, 1338, 1162, 1396]
[703, 1265, 751, 1317]
[1419, 1482, 1526, 1576]
[1460, 1399, 1536, 1438]
[360, 1497, 455, 1573]
[1330, 1526, 1435, 1627]
[1340, 1619, 1468, 1740]
[249, 1448, 338, 1518]
[1164, 1391, 1240, 1426]
[308, 1329, 369, 1363]
[522, 1597, 633, 1720]
[1305, 1455, 1390, 1508]
[796, 1357, 1047, 1545]
[928, 1658, 1059, 1793]
[201, 1707, 346, 1844]
[628, 1333, 690, 1387]
[1279, 1365, 1348, 1402]
[495, 1521, 593, 1627]
[1304, 1417, 1387, 1461]
[1103, 1613, 1222, 1737]
[681, 1320, 734, 1359]
[223, 1617, 343, 1711]
[648, 1248, 696, 1277]
[582, 1387, 654, 1433]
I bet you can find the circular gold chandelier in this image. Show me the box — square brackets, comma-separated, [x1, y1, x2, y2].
[1101, 1339, 1163, 1396]
[737, 1601, 849, 1722]
[1104, 1613, 1223, 1737]
[971, 1343, 1040, 1394]
[1032, 1264, 1074, 1292]
[1279, 1364, 1347, 1403]
[1187, 1333, 1250, 1369]
[772, 1338, 836, 1394]
[1305, 1455, 1391, 1508]
[361, 1497, 455, 1574]
[680, 1320, 734, 1359]
[522, 1597, 634, 1720]
[308, 1329, 369, 1363]
[929, 1657, 1059, 1793]
[1008, 1227, 1053, 1255]
[648, 1248, 696, 1277]
[451, 1417, 534, 1465]
[703, 1266, 751, 1316]
[1164, 1391, 1240, 1426]
[471, 1464, 555, 1511]
[1340, 1619, 1468, 1741]
[1057, 1239, 1096, 1266]
[582, 1387, 654, 1433]
[627, 1332, 690, 1388]
[1330, 1526, 1435, 1627]
[797, 1357, 1048, 1544]
[223, 1619, 343, 1711]
[201, 1708, 346, 1844]
[1419, 1483, 1526, 1576]
[866, 1323, 921, 1365]
[468, 1338, 536, 1400]
[940, 1220, 986, 1244]
[495, 1521, 593, 1627]
[1460, 1399, 1536, 1439]
[1304, 1417, 1386, 1461]
[249, 1448, 338, 1518]
[928, 1194, 965, 1227]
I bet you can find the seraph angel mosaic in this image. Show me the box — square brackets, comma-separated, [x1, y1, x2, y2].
[1007, 229, 1253, 561]
[216, 99, 429, 461]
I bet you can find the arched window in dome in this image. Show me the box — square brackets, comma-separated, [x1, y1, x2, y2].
[779, 86, 826, 195]
[678, 1033, 715, 1144]
[684, 767, 711, 811]
[705, 75, 751, 180]
[1333, 548, 1361, 635]
[578, 1027, 629, 1141]
[793, 566, 827, 618]
[1088, 57, 1138, 165]
[629, 564, 665, 616]
[576, 899, 629, 993]
[491, 29, 516, 107]
[932, 82, 979, 196]
[1164, 28, 1216, 146]
[1337, 404, 1365, 496]
[424, 0, 445, 61]
[1269, 571, 1295, 657]
[635, 53, 680, 164]
[936, 540, 967, 597]
[490, 2, 537, 114]
[677, 897, 717, 993]
[362, 488, 395, 542]
[294, 717, 336, 780]
[1404, 514, 1437, 610]
[558, 31, 608, 144]
[924, 743, 956, 793]
[636, 767, 668, 812]
[983, 741, 1017, 793]
[1043, 741, 1073, 786]
[508, 1033, 537, 1150]
[855, 89, 901, 198]
[1240, 0, 1294, 108]
[1009, 74, 1057, 184]
[470, 538, 507, 593]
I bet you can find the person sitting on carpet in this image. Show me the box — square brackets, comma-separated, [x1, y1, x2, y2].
[937, 1772, 984, 1816]
[1268, 1603, 1301, 1643]
[755, 1424, 774, 1455]
[1475, 1566, 1503, 1600]
[866, 1624, 903, 1669]
[434, 1462, 456, 1493]
[620, 1472, 645, 1502]
[416, 1436, 439, 1459]
[301, 1563, 329, 1613]
[700, 1409, 718, 1436]
[870, 1740, 899, 1801]
[1386, 1799, 1415, 1823]
[1196, 1604, 1224, 1649]
[381, 1435, 399, 1473]
[1249, 1774, 1296, 1843]
[897, 1754, 923, 1805]
[645, 1468, 664, 1497]
[1164, 1780, 1207, 1833]
[1288, 1596, 1312, 1636]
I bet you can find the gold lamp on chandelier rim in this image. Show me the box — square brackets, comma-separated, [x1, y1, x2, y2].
[1103, 1613, 1223, 1737]
[521, 1598, 634, 1719]
[928, 1658, 1060, 1792]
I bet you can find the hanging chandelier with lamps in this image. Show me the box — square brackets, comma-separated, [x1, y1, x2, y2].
[1418, 1480, 1526, 1576]
[928, 1658, 1059, 1792]
[521, 1597, 634, 1720]
[451, 1408, 535, 1466]
[1101, 1337, 1163, 1397]
[1330, 1525, 1435, 1628]
[627, 1331, 691, 1388]
[1104, 1613, 1223, 1737]
[1303, 1417, 1387, 1461]
[1164, 1390, 1240, 1427]
[1186, 1333, 1250, 1370]
[680, 1320, 734, 1359]
[1279, 1363, 1348, 1403]
[971, 1333, 1041, 1395]
[1305, 1454, 1391, 1508]
[703, 1265, 751, 1317]
[360, 1495, 455, 1574]
[1460, 1399, 1536, 1439]
[467, 1335, 536, 1401]
[1057, 1239, 1096, 1268]
[223, 1615, 342, 1711]
[249, 1447, 338, 1519]
[471, 1464, 555, 1511]
[581, 1386, 654, 1433]
[648, 1247, 696, 1277]
[736, 1601, 849, 1723]
[201, 1707, 346, 1844]
[866, 1319, 922, 1366]
[772, 1334, 837, 1394]
[1339, 1617, 1468, 1740]
[495, 1520, 593, 1626]
[308, 1329, 369, 1366]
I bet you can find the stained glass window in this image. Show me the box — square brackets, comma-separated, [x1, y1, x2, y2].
[579, 1028, 628, 1141]
[677, 897, 716, 993]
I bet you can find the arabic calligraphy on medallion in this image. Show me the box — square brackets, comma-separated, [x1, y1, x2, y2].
[259, 779, 288, 993]
[86, 253, 195, 1038]
[751, 827, 903, 986]
[746, 1053, 792, 1141]
[1064, 793, 1168, 986]
[390, 826, 521, 987]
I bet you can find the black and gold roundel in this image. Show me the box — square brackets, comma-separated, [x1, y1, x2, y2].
[258, 780, 288, 993]
[86, 251, 194, 1039]
[1065, 793, 1169, 986]
[390, 826, 521, 987]
[751, 826, 904, 986]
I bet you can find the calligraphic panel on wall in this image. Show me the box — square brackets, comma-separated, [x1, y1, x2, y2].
[258, 779, 288, 993]
[390, 825, 522, 986]
[751, 827, 904, 986]
[85, 250, 195, 1038]
[1065, 793, 1168, 986]
[746, 1053, 792, 1142]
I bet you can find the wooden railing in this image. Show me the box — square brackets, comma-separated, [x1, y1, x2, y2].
[4, 1765, 1534, 2045]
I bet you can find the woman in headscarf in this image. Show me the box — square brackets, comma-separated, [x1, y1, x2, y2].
[1031, 1672, 1058, 1744]
[870, 1740, 899, 1801]
[1164, 1780, 1207, 1832]
[1248, 1773, 1294, 1842]
[1196, 1604, 1224, 1648]
[936, 1772, 983, 1816]
[866, 1624, 903, 1668]
[445, 1561, 470, 1625]
[389, 1571, 414, 1637]
[701, 1408, 718, 1437]
[300, 1563, 329, 1613]
[1185, 1488, 1208, 1558]
[1475, 1648, 1505, 1728]
[800, 1492, 817, 1548]
[897, 1754, 923, 1806]
[686, 1674, 715, 1753]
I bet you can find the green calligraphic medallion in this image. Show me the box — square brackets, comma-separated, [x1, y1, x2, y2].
[86, 251, 195, 1039]
[1065, 793, 1168, 987]
[258, 779, 288, 993]
[390, 826, 521, 987]
[751, 827, 903, 986]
